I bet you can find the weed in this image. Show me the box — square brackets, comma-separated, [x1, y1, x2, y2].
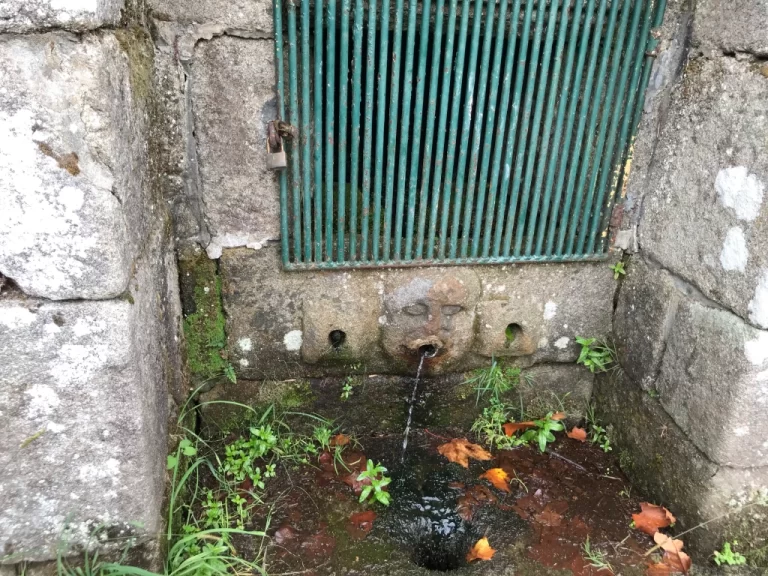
[465, 358, 523, 405]
[713, 541, 747, 566]
[357, 460, 392, 506]
[576, 337, 616, 373]
[582, 537, 614, 574]
[223, 363, 236, 384]
[471, 397, 519, 450]
[518, 412, 565, 453]
[647, 389, 660, 399]
[341, 379, 354, 401]
[585, 403, 612, 453]
[609, 261, 626, 280]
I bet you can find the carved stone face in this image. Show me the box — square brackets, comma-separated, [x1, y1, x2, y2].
[380, 270, 480, 371]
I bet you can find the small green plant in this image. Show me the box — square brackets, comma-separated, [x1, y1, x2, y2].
[518, 412, 565, 453]
[609, 261, 626, 280]
[357, 460, 391, 506]
[223, 363, 236, 384]
[576, 337, 616, 373]
[471, 397, 519, 450]
[221, 424, 278, 487]
[582, 537, 614, 574]
[585, 403, 612, 453]
[714, 541, 747, 566]
[341, 379, 354, 401]
[465, 358, 523, 404]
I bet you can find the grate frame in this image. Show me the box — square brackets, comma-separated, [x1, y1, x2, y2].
[272, 0, 668, 270]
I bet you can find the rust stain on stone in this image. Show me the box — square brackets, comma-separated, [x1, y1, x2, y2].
[37, 142, 80, 176]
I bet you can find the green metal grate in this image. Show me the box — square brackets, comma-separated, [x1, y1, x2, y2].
[272, 0, 667, 269]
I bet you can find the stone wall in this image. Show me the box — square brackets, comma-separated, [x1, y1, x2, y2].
[604, 0, 768, 558]
[0, 1, 185, 568]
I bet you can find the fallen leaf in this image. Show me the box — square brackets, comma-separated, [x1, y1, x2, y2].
[347, 510, 376, 539]
[479, 468, 511, 493]
[533, 501, 568, 527]
[551, 411, 566, 421]
[273, 524, 298, 545]
[503, 421, 536, 436]
[466, 537, 495, 562]
[646, 563, 674, 576]
[330, 434, 350, 447]
[662, 550, 691, 573]
[632, 503, 676, 536]
[437, 438, 492, 468]
[653, 532, 684, 553]
[567, 427, 588, 442]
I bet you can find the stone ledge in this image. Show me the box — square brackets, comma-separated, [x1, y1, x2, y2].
[0, 31, 152, 301]
[0, 0, 123, 33]
[693, 0, 768, 57]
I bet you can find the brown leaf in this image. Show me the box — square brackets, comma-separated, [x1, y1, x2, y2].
[646, 563, 675, 576]
[632, 503, 676, 536]
[347, 510, 376, 539]
[466, 537, 495, 562]
[437, 438, 492, 468]
[653, 532, 684, 553]
[503, 421, 536, 436]
[662, 550, 691, 573]
[567, 427, 588, 442]
[551, 411, 566, 421]
[479, 468, 511, 493]
[273, 524, 298, 546]
[330, 434, 350, 447]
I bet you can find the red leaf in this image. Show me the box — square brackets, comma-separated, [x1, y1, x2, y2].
[567, 427, 588, 442]
[503, 421, 536, 436]
[632, 503, 676, 536]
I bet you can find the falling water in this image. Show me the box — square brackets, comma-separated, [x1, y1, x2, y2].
[401, 348, 435, 462]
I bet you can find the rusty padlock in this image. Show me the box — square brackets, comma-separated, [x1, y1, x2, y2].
[266, 121, 287, 170]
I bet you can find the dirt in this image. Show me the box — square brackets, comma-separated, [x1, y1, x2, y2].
[215, 427, 671, 576]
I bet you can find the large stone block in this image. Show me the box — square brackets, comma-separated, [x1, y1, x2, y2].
[614, 258, 681, 389]
[149, 0, 273, 36]
[0, 0, 123, 33]
[594, 371, 768, 557]
[639, 57, 768, 329]
[215, 245, 614, 380]
[0, 32, 153, 300]
[190, 37, 279, 259]
[693, 0, 768, 57]
[0, 226, 183, 562]
[657, 298, 768, 468]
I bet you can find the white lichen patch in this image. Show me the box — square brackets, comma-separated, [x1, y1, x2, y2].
[745, 331, 768, 366]
[543, 301, 558, 320]
[733, 426, 750, 437]
[716, 166, 765, 222]
[239, 358, 249, 367]
[205, 233, 272, 259]
[555, 336, 570, 349]
[24, 384, 60, 419]
[0, 305, 37, 329]
[749, 271, 768, 329]
[78, 458, 121, 486]
[720, 227, 749, 272]
[283, 330, 303, 351]
[238, 337, 253, 352]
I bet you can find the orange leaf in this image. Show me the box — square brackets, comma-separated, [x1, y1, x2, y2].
[437, 438, 492, 468]
[466, 537, 495, 562]
[653, 532, 684, 554]
[632, 503, 676, 536]
[551, 411, 566, 421]
[330, 434, 350, 447]
[502, 421, 535, 436]
[646, 563, 675, 575]
[662, 550, 691, 573]
[479, 468, 511, 493]
[566, 427, 587, 441]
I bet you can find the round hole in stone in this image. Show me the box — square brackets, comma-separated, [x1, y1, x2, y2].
[419, 344, 438, 358]
[328, 330, 346, 349]
[505, 323, 523, 342]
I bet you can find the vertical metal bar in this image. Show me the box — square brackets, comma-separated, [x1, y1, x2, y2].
[361, 1, 376, 261]
[469, 0, 509, 258]
[372, 0, 391, 260]
[313, 0, 324, 261]
[382, 0, 404, 260]
[300, 0, 313, 261]
[523, 0, 570, 256]
[325, 0, 336, 260]
[554, 0, 612, 255]
[500, 0, 547, 256]
[337, 0, 350, 260]
[584, 0, 649, 254]
[481, 0, 522, 257]
[287, 0, 302, 262]
[348, 0, 364, 260]
[410, 0, 437, 260]
[450, 0, 486, 258]
[273, 0, 289, 266]
[572, 0, 635, 255]
[438, 0, 471, 259]
[512, 0, 559, 256]
[396, 0, 419, 260]
[538, 0, 592, 256]
[426, 0, 459, 259]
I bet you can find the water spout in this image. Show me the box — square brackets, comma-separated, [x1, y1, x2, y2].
[401, 349, 432, 462]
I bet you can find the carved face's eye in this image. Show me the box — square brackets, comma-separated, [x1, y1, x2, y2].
[403, 303, 428, 316]
[441, 305, 462, 316]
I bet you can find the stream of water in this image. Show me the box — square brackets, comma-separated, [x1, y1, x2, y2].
[401, 352, 427, 462]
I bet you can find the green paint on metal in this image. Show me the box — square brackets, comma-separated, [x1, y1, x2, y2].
[274, 0, 666, 269]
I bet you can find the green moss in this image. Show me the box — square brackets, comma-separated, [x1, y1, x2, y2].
[181, 253, 229, 383]
[114, 27, 154, 104]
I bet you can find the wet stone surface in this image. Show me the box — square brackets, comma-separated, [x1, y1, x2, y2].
[216, 431, 658, 576]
